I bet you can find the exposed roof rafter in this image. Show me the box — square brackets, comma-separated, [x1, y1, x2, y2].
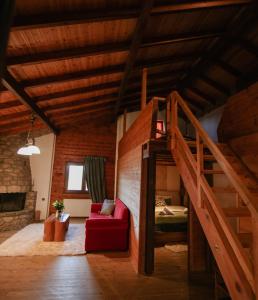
[2, 71, 59, 134]
[7, 31, 222, 67]
[11, 0, 252, 31]
[115, 0, 154, 116]
[19, 53, 198, 89]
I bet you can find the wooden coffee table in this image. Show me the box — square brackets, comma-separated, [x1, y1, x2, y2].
[43, 213, 70, 242]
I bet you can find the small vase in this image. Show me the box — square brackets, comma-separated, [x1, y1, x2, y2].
[55, 210, 59, 218]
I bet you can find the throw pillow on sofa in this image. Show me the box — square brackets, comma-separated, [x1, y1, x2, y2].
[100, 199, 115, 215]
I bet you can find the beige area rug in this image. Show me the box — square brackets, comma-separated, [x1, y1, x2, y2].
[0, 223, 86, 256]
[165, 243, 188, 253]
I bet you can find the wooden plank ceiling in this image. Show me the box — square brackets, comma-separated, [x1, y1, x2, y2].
[0, 0, 258, 134]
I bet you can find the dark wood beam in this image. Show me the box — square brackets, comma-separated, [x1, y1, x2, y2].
[7, 31, 222, 67]
[187, 86, 217, 105]
[0, 110, 29, 124]
[237, 38, 258, 58]
[199, 74, 230, 95]
[34, 68, 186, 103]
[22, 53, 198, 88]
[115, 0, 154, 116]
[43, 93, 117, 112]
[0, 0, 15, 77]
[11, 0, 252, 31]
[35, 81, 120, 102]
[0, 120, 45, 134]
[0, 99, 21, 110]
[177, 6, 258, 95]
[215, 59, 243, 77]
[23, 64, 124, 88]
[2, 71, 59, 134]
[237, 67, 258, 91]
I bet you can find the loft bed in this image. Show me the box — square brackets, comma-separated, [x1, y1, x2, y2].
[154, 190, 188, 247]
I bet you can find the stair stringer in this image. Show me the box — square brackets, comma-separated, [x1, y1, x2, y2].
[173, 147, 254, 300]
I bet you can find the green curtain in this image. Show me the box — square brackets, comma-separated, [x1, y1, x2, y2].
[85, 156, 106, 203]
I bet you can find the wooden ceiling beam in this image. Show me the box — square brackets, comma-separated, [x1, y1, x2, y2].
[22, 65, 124, 89]
[43, 93, 117, 113]
[7, 31, 222, 67]
[0, 110, 30, 124]
[42, 82, 178, 114]
[236, 38, 258, 58]
[11, 0, 252, 31]
[215, 59, 243, 77]
[34, 68, 186, 103]
[187, 86, 217, 105]
[34, 81, 120, 102]
[177, 6, 258, 96]
[115, 0, 154, 116]
[0, 119, 45, 134]
[0, 99, 22, 110]
[21, 53, 198, 88]
[2, 71, 59, 134]
[199, 74, 231, 95]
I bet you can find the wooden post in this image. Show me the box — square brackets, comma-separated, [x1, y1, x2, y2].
[252, 216, 258, 297]
[171, 94, 178, 151]
[196, 132, 204, 208]
[188, 202, 208, 277]
[123, 109, 127, 134]
[141, 68, 147, 111]
[0, 0, 15, 78]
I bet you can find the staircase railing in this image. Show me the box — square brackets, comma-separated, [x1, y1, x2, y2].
[168, 91, 258, 300]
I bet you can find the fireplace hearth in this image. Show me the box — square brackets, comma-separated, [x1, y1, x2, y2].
[0, 193, 26, 212]
[0, 134, 37, 231]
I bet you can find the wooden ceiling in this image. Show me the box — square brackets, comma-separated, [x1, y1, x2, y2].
[1, 0, 258, 134]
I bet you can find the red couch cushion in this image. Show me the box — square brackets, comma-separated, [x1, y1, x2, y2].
[113, 198, 129, 221]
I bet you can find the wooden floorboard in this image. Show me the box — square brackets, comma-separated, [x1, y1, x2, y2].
[0, 222, 214, 300]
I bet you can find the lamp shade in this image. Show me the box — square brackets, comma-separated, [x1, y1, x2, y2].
[27, 144, 40, 154]
[17, 146, 32, 156]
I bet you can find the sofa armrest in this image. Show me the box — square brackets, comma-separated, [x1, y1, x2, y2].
[91, 203, 103, 213]
[86, 218, 128, 229]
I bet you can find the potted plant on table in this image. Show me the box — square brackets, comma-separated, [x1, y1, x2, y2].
[52, 200, 65, 219]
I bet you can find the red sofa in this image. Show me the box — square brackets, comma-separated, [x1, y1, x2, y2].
[85, 198, 129, 251]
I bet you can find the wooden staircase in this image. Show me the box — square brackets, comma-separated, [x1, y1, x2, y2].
[167, 91, 258, 300]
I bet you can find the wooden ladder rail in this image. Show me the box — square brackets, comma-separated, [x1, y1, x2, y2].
[168, 91, 258, 300]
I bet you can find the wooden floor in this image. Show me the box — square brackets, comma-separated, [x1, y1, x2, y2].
[0, 221, 214, 300]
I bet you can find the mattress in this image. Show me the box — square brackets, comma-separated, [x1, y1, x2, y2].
[155, 206, 188, 225]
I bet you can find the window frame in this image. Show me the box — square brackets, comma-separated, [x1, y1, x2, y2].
[64, 162, 88, 194]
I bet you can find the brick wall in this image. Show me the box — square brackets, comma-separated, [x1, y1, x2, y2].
[50, 124, 116, 213]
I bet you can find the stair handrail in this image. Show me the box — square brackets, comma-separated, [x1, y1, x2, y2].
[169, 91, 258, 219]
[169, 91, 258, 297]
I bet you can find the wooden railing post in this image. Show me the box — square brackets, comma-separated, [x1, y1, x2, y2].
[171, 95, 178, 151]
[196, 132, 204, 208]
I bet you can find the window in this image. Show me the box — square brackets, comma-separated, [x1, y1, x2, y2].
[65, 162, 88, 193]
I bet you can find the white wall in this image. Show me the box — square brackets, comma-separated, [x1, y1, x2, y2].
[63, 198, 92, 217]
[199, 106, 224, 142]
[30, 133, 55, 220]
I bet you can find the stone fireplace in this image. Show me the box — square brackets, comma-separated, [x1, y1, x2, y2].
[0, 134, 37, 231]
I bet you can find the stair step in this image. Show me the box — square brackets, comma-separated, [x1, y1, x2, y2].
[237, 233, 252, 248]
[204, 169, 224, 174]
[223, 207, 251, 217]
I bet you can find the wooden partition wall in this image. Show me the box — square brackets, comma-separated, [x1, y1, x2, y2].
[117, 99, 158, 273]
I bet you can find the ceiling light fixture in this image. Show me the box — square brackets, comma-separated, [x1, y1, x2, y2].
[17, 114, 41, 156]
